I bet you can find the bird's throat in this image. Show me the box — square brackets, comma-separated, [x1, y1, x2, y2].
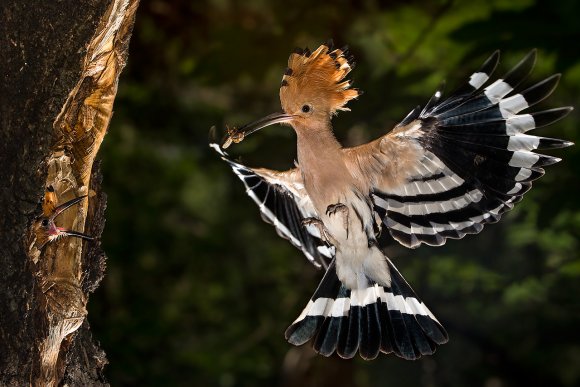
[295, 125, 353, 214]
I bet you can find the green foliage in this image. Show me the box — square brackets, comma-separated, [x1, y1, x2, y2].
[89, 0, 580, 386]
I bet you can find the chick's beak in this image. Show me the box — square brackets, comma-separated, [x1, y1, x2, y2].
[223, 112, 294, 148]
[51, 195, 88, 220]
[55, 227, 94, 241]
[36, 194, 94, 246]
[50, 195, 93, 240]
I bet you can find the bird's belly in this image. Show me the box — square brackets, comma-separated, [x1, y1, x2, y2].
[301, 165, 390, 289]
[321, 194, 392, 290]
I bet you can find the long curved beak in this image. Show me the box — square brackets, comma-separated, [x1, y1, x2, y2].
[56, 227, 94, 241]
[237, 112, 294, 137]
[51, 195, 88, 220]
[223, 112, 294, 148]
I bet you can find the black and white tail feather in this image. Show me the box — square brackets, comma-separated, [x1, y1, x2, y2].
[285, 259, 448, 360]
[374, 50, 573, 249]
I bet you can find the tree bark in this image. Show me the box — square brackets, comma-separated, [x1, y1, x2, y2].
[0, 0, 138, 385]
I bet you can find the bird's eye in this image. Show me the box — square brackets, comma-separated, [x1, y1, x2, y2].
[41, 219, 49, 227]
[301, 104, 311, 113]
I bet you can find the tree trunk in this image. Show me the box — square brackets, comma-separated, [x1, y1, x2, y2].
[0, 0, 138, 385]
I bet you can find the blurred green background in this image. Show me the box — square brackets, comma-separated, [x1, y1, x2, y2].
[89, 0, 580, 386]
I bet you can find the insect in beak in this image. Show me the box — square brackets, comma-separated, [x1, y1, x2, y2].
[222, 112, 294, 148]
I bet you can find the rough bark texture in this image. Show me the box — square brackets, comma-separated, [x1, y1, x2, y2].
[0, 1, 138, 385]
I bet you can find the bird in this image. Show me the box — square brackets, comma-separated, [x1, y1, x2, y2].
[210, 42, 573, 360]
[32, 185, 94, 249]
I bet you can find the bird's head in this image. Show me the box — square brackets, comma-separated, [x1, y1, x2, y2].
[279, 43, 360, 128]
[222, 42, 360, 147]
[32, 186, 94, 248]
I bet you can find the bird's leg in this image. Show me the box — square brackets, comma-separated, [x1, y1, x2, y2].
[326, 203, 350, 238]
[302, 217, 337, 245]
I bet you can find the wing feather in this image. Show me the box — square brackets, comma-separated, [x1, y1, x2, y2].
[211, 143, 334, 268]
[344, 51, 572, 249]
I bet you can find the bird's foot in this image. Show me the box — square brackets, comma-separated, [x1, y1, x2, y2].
[325, 203, 349, 238]
[302, 217, 336, 244]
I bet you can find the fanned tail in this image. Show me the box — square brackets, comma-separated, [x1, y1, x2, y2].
[285, 260, 448, 360]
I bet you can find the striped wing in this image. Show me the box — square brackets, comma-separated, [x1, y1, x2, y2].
[211, 143, 334, 268]
[353, 50, 573, 248]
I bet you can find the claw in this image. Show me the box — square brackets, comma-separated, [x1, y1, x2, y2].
[325, 203, 348, 216]
[325, 203, 350, 239]
[302, 217, 336, 245]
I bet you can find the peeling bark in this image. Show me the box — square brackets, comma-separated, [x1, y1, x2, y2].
[0, 0, 138, 386]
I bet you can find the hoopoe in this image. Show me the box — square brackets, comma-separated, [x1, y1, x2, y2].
[210, 42, 573, 360]
[33, 185, 93, 248]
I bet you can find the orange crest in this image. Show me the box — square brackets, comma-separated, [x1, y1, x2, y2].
[42, 185, 57, 217]
[279, 42, 361, 115]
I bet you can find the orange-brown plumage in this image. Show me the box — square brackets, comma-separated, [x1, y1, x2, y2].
[42, 185, 57, 217]
[280, 43, 360, 118]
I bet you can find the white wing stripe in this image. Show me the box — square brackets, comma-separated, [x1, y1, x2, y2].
[386, 189, 483, 216]
[506, 183, 523, 195]
[484, 79, 513, 103]
[317, 245, 336, 257]
[469, 72, 489, 89]
[499, 94, 529, 118]
[389, 174, 463, 196]
[384, 203, 504, 236]
[514, 168, 533, 181]
[506, 114, 536, 135]
[507, 134, 540, 151]
[508, 151, 540, 168]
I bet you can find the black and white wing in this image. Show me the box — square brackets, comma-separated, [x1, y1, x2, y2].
[211, 143, 334, 268]
[345, 50, 573, 249]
